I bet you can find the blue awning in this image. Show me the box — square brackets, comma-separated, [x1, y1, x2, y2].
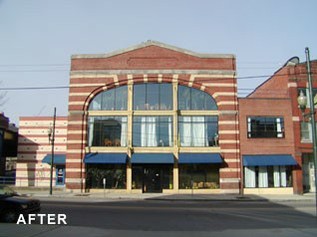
[178, 153, 223, 164]
[42, 154, 66, 165]
[131, 153, 174, 164]
[84, 153, 127, 164]
[243, 155, 297, 166]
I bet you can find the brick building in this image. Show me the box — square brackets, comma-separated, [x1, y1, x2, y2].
[65, 40, 240, 193]
[16, 117, 67, 187]
[239, 57, 317, 194]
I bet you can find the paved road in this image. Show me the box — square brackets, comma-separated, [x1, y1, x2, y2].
[39, 200, 316, 231]
[1, 199, 316, 237]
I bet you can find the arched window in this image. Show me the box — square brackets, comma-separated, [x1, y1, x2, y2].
[178, 85, 217, 110]
[89, 86, 128, 110]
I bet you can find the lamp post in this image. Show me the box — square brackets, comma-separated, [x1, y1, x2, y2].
[297, 47, 317, 216]
[47, 107, 56, 195]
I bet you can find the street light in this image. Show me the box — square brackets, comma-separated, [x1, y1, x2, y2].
[297, 47, 317, 217]
[47, 107, 56, 195]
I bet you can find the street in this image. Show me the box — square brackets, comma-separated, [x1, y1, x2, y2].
[39, 200, 316, 231]
[1, 199, 316, 237]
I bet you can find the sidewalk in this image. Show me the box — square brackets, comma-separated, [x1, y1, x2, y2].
[14, 188, 316, 203]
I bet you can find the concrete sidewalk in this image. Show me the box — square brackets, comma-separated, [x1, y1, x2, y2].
[13, 188, 316, 203]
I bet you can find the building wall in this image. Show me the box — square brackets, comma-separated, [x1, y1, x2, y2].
[66, 41, 240, 193]
[240, 60, 317, 194]
[239, 98, 295, 155]
[16, 117, 67, 187]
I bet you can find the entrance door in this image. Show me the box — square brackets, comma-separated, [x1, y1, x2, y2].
[143, 167, 162, 193]
[302, 154, 315, 192]
[56, 166, 65, 186]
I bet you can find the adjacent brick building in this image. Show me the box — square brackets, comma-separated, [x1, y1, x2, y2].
[239, 57, 317, 194]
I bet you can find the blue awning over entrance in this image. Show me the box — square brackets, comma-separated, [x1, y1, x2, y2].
[84, 153, 127, 164]
[243, 154, 297, 166]
[178, 153, 222, 164]
[131, 153, 174, 164]
[42, 154, 66, 165]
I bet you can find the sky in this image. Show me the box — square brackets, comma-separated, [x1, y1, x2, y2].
[0, 0, 316, 125]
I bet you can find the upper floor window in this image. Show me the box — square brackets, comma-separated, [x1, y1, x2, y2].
[133, 83, 172, 110]
[132, 116, 173, 147]
[89, 86, 127, 110]
[178, 116, 218, 147]
[247, 117, 284, 138]
[88, 116, 127, 147]
[178, 86, 217, 110]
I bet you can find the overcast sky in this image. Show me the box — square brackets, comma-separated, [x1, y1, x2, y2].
[0, 0, 316, 125]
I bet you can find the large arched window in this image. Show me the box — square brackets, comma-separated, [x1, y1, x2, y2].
[87, 83, 218, 148]
[178, 85, 217, 110]
[89, 86, 128, 110]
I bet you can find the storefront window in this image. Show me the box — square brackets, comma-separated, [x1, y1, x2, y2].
[133, 116, 173, 147]
[133, 83, 172, 110]
[88, 116, 127, 147]
[89, 86, 127, 110]
[178, 85, 217, 110]
[179, 164, 219, 189]
[178, 116, 218, 147]
[244, 166, 292, 188]
[86, 165, 126, 189]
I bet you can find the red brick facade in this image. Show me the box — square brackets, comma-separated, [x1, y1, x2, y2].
[66, 41, 240, 192]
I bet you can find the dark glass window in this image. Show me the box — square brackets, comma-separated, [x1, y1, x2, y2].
[178, 116, 218, 147]
[179, 164, 219, 189]
[89, 86, 127, 110]
[86, 164, 126, 189]
[178, 85, 217, 110]
[88, 116, 127, 147]
[247, 117, 284, 138]
[133, 83, 172, 110]
[133, 116, 173, 147]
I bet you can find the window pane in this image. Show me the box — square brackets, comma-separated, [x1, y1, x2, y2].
[88, 116, 127, 147]
[191, 88, 204, 110]
[89, 93, 101, 110]
[160, 84, 173, 110]
[178, 85, 217, 110]
[179, 164, 219, 189]
[147, 84, 159, 110]
[86, 164, 126, 189]
[133, 116, 173, 147]
[89, 86, 127, 111]
[133, 84, 146, 110]
[115, 86, 127, 110]
[178, 116, 218, 147]
[178, 86, 190, 110]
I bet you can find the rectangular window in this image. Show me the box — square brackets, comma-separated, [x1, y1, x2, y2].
[86, 164, 126, 189]
[179, 164, 219, 189]
[244, 166, 292, 188]
[178, 116, 218, 147]
[247, 117, 284, 138]
[300, 122, 317, 143]
[133, 84, 172, 110]
[88, 116, 127, 147]
[132, 116, 173, 147]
